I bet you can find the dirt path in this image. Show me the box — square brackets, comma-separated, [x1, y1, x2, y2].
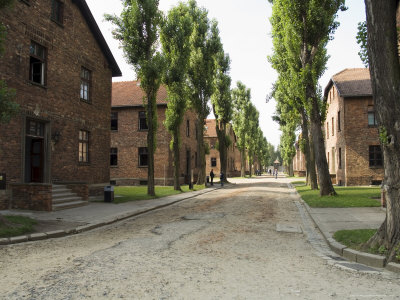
[1, 176, 399, 299]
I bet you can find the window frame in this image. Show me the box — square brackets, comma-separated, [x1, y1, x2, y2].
[331, 117, 334, 136]
[51, 0, 64, 25]
[337, 111, 341, 131]
[368, 107, 377, 127]
[138, 147, 148, 167]
[29, 41, 47, 86]
[211, 157, 217, 167]
[110, 147, 118, 166]
[186, 120, 190, 137]
[111, 111, 118, 131]
[78, 130, 89, 163]
[369, 145, 383, 168]
[326, 122, 329, 139]
[80, 67, 91, 103]
[138, 111, 148, 131]
[338, 147, 342, 169]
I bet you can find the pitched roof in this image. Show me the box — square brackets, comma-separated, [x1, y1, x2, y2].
[205, 119, 217, 138]
[73, 0, 121, 77]
[324, 68, 372, 98]
[112, 81, 168, 107]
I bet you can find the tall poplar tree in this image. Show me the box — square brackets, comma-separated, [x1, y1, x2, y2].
[362, 0, 400, 262]
[211, 51, 232, 182]
[161, 2, 192, 191]
[106, 0, 165, 196]
[186, 0, 221, 184]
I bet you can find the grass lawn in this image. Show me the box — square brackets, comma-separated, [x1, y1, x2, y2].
[333, 229, 377, 251]
[0, 215, 37, 238]
[113, 184, 205, 204]
[295, 185, 381, 208]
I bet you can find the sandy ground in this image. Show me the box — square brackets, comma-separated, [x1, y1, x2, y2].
[0, 176, 399, 299]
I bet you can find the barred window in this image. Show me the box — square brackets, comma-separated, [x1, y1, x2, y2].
[369, 145, 382, 167]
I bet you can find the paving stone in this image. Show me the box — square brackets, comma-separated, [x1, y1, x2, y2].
[9, 236, 28, 244]
[29, 233, 47, 241]
[386, 262, 400, 273]
[343, 248, 358, 262]
[276, 223, 303, 234]
[356, 252, 386, 268]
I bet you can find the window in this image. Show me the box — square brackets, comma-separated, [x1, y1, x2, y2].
[368, 106, 377, 126]
[338, 148, 342, 169]
[111, 112, 118, 131]
[110, 148, 118, 166]
[326, 122, 329, 139]
[138, 147, 148, 167]
[51, 0, 64, 24]
[26, 119, 44, 137]
[337, 111, 341, 131]
[211, 157, 217, 167]
[80, 67, 91, 102]
[29, 41, 46, 85]
[79, 130, 89, 163]
[331, 117, 334, 136]
[369, 145, 383, 167]
[139, 111, 148, 130]
[186, 120, 190, 137]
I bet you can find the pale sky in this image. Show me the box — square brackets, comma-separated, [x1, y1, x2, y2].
[85, 0, 366, 148]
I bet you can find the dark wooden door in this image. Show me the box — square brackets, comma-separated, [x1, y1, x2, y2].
[30, 138, 43, 182]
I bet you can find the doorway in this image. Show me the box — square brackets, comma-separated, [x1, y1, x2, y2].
[25, 119, 46, 183]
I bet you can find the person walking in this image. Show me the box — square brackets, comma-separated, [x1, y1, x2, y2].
[210, 169, 215, 186]
[220, 171, 224, 187]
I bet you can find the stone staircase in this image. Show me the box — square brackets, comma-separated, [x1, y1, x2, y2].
[52, 185, 89, 211]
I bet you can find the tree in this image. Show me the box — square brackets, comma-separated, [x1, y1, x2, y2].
[211, 51, 232, 182]
[232, 81, 251, 177]
[186, 0, 221, 184]
[0, 0, 18, 124]
[161, 2, 192, 191]
[106, 0, 165, 196]
[269, 0, 345, 196]
[245, 104, 259, 177]
[356, 21, 369, 67]
[362, 0, 400, 262]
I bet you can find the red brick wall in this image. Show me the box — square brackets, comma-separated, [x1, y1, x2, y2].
[0, 0, 113, 194]
[111, 106, 198, 185]
[10, 183, 52, 211]
[325, 84, 383, 186]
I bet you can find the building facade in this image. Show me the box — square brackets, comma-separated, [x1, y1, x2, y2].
[324, 68, 383, 186]
[204, 119, 241, 178]
[0, 0, 121, 210]
[293, 140, 306, 177]
[110, 81, 198, 186]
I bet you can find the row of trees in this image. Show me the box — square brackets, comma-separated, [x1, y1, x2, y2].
[269, 0, 400, 263]
[269, 0, 346, 195]
[107, 0, 272, 195]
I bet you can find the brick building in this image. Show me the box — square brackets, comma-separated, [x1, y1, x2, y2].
[324, 68, 383, 186]
[0, 0, 121, 210]
[110, 81, 198, 186]
[204, 119, 242, 179]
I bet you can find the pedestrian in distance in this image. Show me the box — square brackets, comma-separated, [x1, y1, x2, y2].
[210, 169, 215, 186]
[220, 171, 224, 187]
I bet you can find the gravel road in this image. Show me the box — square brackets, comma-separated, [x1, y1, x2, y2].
[1, 176, 399, 299]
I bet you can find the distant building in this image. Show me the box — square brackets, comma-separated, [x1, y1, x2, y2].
[204, 119, 242, 178]
[110, 81, 198, 186]
[0, 0, 121, 211]
[324, 68, 383, 186]
[293, 140, 306, 177]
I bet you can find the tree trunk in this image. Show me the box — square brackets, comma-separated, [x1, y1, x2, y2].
[310, 94, 336, 196]
[216, 122, 228, 182]
[240, 149, 246, 177]
[196, 117, 206, 185]
[172, 129, 181, 191]
[147, 92, 156, 196]
[300, 108, 317, 189]
[364, 0, 400, 260]
[288, 160, 294, 177]
[308, 132, 317, 190]
[249, 159, 252, 178]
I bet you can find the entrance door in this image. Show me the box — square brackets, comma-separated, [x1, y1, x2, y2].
[25, 119, 46, 183]
[30, 138, 44, 182]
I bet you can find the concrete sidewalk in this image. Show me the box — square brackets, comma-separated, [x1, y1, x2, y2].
[0, 185, 222, 245]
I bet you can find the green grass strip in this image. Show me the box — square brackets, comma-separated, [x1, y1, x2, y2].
[333, 229, 377, 250]
[295, 185, 381, 208]
[0, 215, 37, 238]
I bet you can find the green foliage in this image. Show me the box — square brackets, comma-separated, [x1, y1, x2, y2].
[232, 81, 252, 152]
[295, 185, 381, 208]
[0, 215, 37, 238]
[379, 126, 388, 145]
[356, 21, 369, 67]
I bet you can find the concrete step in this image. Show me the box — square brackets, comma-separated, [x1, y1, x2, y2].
[52, 200, 89, 211]
[52, 196, 83, 204]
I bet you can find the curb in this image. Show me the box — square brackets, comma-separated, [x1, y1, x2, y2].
[0, 185, 226, 246]
[288, 182, 400, 273]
